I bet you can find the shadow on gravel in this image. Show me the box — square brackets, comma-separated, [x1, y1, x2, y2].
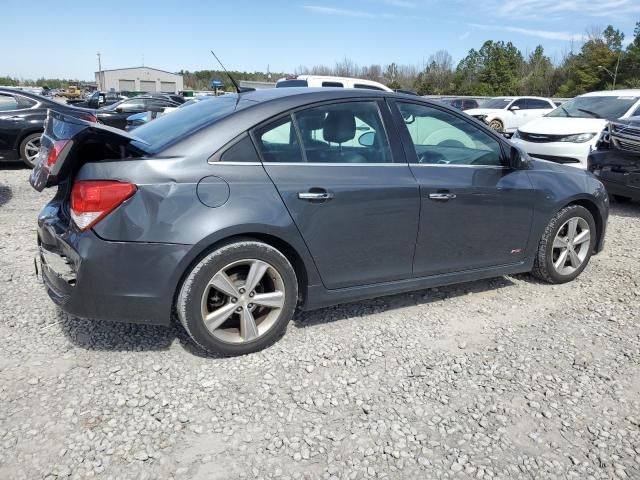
[294, 276, 516, 329]
[0, 184, 12, 207]
[0, 162, 28, 170]
[610, 201, 640, 219]
[54, 276, 517, 357]
[56, 310, 227, 359]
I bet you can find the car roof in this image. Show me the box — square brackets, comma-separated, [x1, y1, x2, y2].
[580, 89, 640, 97]
[233, 87, 396, 104]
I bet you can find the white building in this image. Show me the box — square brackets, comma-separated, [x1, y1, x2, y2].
[95, 67, 183, 94]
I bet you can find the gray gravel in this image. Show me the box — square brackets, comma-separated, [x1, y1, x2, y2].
[1, 166, 639, 480]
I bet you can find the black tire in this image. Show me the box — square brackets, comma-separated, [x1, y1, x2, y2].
[612, 194, 632, 204]
[19, 132, 42, 168]
[531, 205, 597, 284]
[177, 240, 298, 356]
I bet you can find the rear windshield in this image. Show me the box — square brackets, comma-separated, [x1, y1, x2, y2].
[131, 95, 242, 152]
[276, 79, 309, 88]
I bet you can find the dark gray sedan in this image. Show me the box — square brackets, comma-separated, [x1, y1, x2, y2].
[30, 88, 609, 356]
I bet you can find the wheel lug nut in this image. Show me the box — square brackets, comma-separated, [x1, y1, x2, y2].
[239, 288, 246, 294]
[236, 307, 242, 312]
[249, 292, 255, 297]
[230, 298, 237, 303]
[248, 303, 254, 308]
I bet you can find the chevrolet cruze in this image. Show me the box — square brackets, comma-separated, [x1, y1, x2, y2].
[31, 88, 609, 356]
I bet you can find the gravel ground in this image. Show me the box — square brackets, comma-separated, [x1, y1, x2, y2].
[1, 166, 639, 480]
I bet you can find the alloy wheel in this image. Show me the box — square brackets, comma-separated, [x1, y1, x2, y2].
[488, 120, 503, 131]
[551, 217, 591, 276]
[24, 138, 40, 164]
[200, 259, 285, 343]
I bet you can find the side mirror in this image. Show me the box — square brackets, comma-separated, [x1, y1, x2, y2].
[509, 105, 520, 111]
[358, 131, 376, 147]
[509, 146, 528, 169]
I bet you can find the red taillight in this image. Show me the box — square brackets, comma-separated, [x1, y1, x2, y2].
[286, 75, 298, 80]
[78, 113, 97, 122]
[70, 180, 137, 231]
[47, 140, 70, 167]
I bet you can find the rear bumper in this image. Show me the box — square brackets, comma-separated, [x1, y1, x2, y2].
[510, 138, 596, 169]
[37, 203, 192, 325]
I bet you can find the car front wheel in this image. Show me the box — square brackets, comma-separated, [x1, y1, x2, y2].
[531, 205, 596, 284]
[177, 240, 298, 356]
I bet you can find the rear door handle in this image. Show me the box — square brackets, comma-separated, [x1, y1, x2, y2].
[298, 191, 334, 201]
[428, 193, 456, 201]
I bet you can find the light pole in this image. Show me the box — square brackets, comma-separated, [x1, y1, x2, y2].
[97, 52, 102, 91]
[598, 51, 621, 89]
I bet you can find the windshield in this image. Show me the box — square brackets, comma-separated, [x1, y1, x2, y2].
[131, 95, 242, 152]
[547, 95, 639, 120]
[481, 98, 513, 109]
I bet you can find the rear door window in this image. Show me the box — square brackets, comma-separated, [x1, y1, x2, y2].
[511, 99, 529, 110]
[254, 116, 302, 163]
[294, 101, 392, 163]
[528, 99, 553, 109]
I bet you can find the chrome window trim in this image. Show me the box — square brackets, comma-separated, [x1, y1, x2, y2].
[258, 162, 409, 167]
[408, 163, 507, 169]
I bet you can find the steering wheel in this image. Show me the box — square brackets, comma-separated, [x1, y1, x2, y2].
[418, 151, 449, 164]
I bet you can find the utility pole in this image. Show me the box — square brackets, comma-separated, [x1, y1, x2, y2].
[97, 52, 102, 91]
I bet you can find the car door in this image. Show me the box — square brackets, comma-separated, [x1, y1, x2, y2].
[253, 99, 420, 289]
[389, 100, 536, 277]
[505, 98, 530, 131]
[0, 93, 37, 157]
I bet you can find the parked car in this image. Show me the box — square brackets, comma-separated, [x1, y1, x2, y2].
[441, 98, 480, 111]
[276, 75, 392, 92]
[70, 91, 124, 109]
[95, 96, 181, 129]
[465, 96, 556, 133]
[30, 88, 608, 356]
[125, 96, 215, 131]
[511, 90, 640, 168]
[588, 116, 640, 202]
[0, 87, 96, 167]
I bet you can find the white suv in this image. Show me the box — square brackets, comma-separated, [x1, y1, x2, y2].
[465, 96, 556, 134]
[510, 90, 640, 168]
[276, 75, 392, 92]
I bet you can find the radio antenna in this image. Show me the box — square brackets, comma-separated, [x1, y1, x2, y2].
[210, 50, 253, 94]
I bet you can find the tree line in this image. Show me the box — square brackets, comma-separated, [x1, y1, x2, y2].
[3, 22, 639, 98]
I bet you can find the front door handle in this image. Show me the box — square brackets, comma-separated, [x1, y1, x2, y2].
[428, 193, 456, 201]
[298, 191, 334, 201]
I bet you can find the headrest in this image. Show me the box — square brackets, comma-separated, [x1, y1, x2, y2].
[297, 110, 326, 131]
[323, 110, 356, 144]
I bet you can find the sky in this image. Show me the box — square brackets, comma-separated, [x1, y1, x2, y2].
[1, 0, 639, 80]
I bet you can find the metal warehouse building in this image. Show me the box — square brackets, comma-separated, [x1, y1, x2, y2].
[95, 67, 183, 93]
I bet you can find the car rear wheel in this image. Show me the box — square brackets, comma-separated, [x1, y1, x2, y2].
[177, 240, 298, 356]
[19, 133, 42, 168]
[531, 205, 596, 284]
[488, 119, 504, 132]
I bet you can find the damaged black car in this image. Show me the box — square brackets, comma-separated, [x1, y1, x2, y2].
[589, 117, 640, 203]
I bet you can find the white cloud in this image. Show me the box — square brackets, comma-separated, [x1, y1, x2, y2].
[495, 0, 640, 18]
[470, 23, 582, 42]
[303, 5, 377, 17]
